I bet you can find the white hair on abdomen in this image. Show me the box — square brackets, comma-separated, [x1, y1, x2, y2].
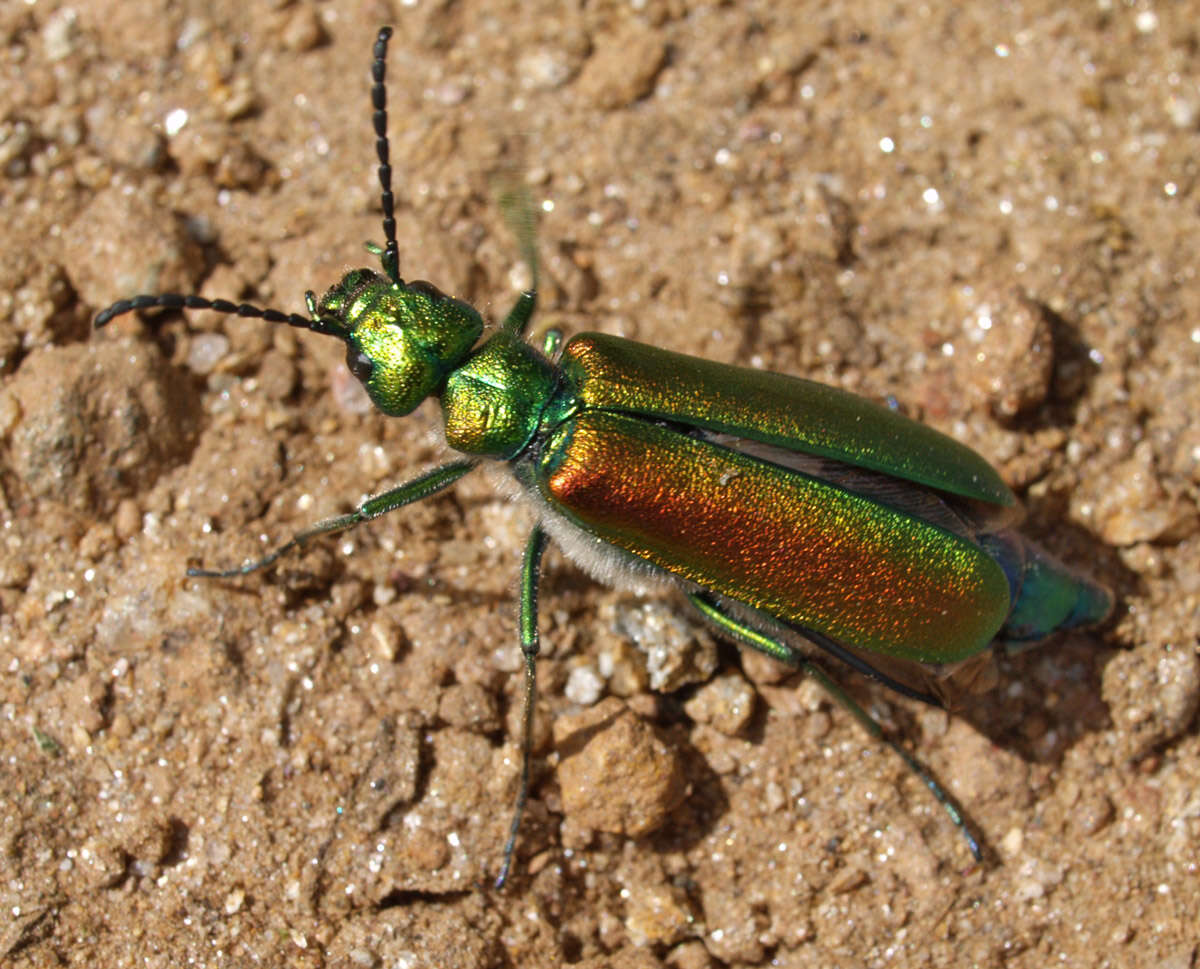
[479, 461, 675, 597]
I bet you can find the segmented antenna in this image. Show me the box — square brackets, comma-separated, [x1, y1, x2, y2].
[96, 29, 401, 333]
[93, 292, 338, 336]
[371, 26, 401, 285]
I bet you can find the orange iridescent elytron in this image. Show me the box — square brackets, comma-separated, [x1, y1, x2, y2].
[540, 403, 1012, 665]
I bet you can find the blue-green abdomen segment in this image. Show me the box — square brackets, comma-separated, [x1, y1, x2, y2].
[538, 410, 1014, 665]
[980, 532, 1113, 648]
[560, 334, 1018, 508]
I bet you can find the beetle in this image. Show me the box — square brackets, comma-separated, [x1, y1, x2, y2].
[95, 26, 1112, 887]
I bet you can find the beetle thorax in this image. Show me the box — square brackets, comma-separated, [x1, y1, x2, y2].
[440, 331, 558, 460]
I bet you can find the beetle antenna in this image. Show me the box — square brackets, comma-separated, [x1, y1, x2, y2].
[371, 26, 401, 286]
[93, 292, 339, 337]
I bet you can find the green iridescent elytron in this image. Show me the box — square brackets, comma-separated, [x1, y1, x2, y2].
[95, 27, 1112, 886]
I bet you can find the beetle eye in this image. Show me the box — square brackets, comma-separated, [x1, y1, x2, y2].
[346, 347, 374, 384]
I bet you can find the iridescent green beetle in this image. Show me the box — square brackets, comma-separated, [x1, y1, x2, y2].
[95, 27, 1111, 886]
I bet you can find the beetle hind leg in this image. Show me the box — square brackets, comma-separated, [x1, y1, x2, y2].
[686, 593, 983, 862]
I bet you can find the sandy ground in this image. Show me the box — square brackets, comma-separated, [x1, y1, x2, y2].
[2, 1, 1198, 967]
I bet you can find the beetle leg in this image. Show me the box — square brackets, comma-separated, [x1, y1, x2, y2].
[686, 589, 944, 707]
[540, 327, 563, 357]
[686, 592, 983, 862]
[500, 288, 537, 338]
[496, 523, 549, 889]
[778, 623, 944, 707]
[187, 458, 477, 579]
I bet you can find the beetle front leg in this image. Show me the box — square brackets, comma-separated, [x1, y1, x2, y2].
[686, 592, 983, 862]
[188, 459, 477, 578]
[495, 522, 549, 890]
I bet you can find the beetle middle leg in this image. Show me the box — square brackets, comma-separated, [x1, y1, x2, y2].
[495, 523, 549, 889]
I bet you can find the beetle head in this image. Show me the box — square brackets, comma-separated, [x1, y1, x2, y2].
[313, 269, 484, 416]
